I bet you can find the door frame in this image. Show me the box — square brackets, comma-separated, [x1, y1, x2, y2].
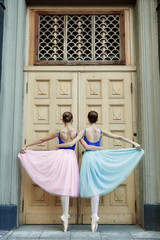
[20, 5, 138, 224]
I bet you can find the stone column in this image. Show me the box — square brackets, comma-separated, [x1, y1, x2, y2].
[0, 0, 26, 230]
[135, 0, 160, 230]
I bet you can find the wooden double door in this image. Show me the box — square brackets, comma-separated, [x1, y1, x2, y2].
[22, 70, 136, 224]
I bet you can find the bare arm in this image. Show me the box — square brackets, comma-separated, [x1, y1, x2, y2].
[80, 138, 103, 150]
[102, 130, 141, 150]
[57, 130, 103, 150]
[20, 131, 59, 153]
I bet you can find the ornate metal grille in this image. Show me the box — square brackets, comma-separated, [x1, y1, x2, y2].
[95, 15, 121, 61]
[35, 12, 125, 65]
[39, 15, 64, 61]
[67, 15, 92, 61]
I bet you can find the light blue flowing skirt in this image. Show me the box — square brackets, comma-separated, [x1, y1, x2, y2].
[80, 148, 144, 198]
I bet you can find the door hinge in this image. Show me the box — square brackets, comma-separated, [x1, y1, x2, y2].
[135, 200, 137, 211]
[22, 199, 24, 212]
[24, 139, 26, 145]
[131, 82, 133, 94]
[26, 82, 28, 94]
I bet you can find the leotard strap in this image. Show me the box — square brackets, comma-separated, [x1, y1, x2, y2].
[100, 129, 102, 137]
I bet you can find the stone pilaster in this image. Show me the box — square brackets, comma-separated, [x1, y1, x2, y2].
[0, 0, 26, 230]
[135, 0, 160, 230]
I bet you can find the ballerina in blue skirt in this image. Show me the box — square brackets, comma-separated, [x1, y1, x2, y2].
[58, 110, 144, 232]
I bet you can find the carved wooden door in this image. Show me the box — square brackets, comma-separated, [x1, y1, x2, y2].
[78, 72, 136, 224]
[22, 72, 78, 224]
[22, 71, 135, 224]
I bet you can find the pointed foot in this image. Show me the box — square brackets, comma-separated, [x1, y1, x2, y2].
[91, 216, 99, 232]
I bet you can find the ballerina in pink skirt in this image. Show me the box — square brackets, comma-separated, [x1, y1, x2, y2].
[18, 111, 101, 232]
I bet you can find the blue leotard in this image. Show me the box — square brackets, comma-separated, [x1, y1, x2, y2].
[84, 128, 102, 147]
[58, 130, 78, 150]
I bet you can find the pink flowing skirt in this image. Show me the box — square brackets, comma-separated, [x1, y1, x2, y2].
[18, 150, 79, 197]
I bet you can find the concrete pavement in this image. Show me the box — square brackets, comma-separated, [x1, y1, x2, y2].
[0, 225, 160, 240]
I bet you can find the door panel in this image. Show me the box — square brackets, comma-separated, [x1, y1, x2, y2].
[23, 72, 78, 224]
[79, 72, 135, 224]
[22, 71, 135, 224]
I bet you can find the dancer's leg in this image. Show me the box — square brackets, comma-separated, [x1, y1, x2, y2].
[91, 195, 99, 217]
[60, 196, 69, 217]
[91, 195, 100, 232]
[60, 196, 70, 232]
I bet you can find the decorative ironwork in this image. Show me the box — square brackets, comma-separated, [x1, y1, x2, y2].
[36, 12, 124, 64]
[67, 15, 92, 61]
[95, 15, 121, 61]
[38, 15, 64, 61]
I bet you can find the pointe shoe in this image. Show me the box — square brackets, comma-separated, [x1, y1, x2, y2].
[60, 214, 70, 232]
[91, 216, 99, 232]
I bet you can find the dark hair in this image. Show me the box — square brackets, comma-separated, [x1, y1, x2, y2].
[88, 111, 98, 123]
[62, 112, 73, 123]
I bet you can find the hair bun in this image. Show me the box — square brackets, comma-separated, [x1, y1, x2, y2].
[62, 112, 73, 123]
[88, 111, 98, 123]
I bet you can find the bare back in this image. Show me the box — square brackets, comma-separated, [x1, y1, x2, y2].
[85, 125, 102, 142]
[60, 126, 77, 143]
